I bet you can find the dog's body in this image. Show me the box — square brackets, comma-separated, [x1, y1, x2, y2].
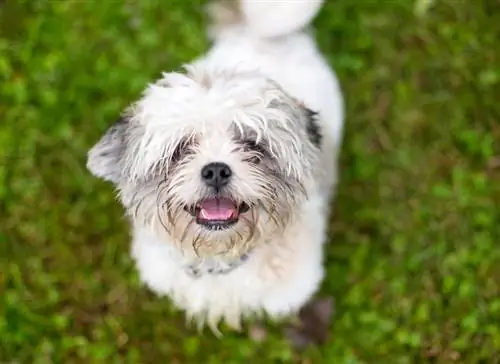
[87, 0, 343, 331]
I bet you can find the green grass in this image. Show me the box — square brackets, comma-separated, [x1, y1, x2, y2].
[1, 0, 499, 362]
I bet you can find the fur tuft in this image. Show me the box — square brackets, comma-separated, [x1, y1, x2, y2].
[207, 0, 325, 39]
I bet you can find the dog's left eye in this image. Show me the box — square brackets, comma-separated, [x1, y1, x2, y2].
[241, 140, 266, 163]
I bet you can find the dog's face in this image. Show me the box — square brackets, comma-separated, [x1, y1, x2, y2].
[87, 66, 322, 261]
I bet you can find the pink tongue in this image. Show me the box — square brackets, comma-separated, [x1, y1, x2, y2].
[199, 198, 237, 221]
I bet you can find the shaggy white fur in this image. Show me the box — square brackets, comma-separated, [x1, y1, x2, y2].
[87, 0, 344, 332]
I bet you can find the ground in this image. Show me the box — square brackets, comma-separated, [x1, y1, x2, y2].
[1, 0, 499, 363]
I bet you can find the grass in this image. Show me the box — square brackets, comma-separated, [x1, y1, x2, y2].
[1, 0, 499, 362]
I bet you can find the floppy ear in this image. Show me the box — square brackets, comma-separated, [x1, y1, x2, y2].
[86, 116, 129, 183]
[304, 108, 322, 149]
[294, 97, 322, 149]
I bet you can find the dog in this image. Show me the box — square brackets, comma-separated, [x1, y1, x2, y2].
[87, 0, 344, 333]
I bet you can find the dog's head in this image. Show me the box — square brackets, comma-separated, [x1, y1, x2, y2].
[87, 65, 322, 261]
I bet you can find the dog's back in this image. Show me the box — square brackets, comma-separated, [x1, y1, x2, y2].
[204, 0, 344, 200]
[206, 0, 325, 40]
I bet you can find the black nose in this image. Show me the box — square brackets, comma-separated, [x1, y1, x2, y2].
[201, 162, 232, 188]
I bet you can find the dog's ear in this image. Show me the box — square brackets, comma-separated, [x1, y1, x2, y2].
[304, 108, 322, 149]
[87, 116, 129, 183]
[292, 98, 322, 149]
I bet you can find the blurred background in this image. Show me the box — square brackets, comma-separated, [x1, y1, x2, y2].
[1, 0, 499, 362]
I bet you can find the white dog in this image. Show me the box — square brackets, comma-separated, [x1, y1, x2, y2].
[87, 0, 344, 333]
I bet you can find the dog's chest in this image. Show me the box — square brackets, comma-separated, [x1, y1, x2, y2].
[184, 253, 251, 278]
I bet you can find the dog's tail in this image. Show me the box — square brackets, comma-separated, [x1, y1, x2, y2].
[206, 0, 324, 39]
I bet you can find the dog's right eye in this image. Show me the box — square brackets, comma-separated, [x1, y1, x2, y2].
[170, 140, 192, 164]
[171, 145, 184, 164]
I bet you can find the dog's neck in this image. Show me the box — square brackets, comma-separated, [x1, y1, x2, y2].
[184, 252, 251, 278]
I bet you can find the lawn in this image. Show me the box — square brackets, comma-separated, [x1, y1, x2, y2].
[1, 0, 499, 363]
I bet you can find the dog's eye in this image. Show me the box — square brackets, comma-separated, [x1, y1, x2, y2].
[170, 140, 192, 164]
[241, 139, 266, 163]
[242, 139, 267, 154]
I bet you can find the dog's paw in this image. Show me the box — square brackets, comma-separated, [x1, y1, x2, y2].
[248, 322, 268, 343]
[283, 296, 335, 351]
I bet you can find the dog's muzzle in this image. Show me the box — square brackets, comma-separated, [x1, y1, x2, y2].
[184, 197, 250, 231]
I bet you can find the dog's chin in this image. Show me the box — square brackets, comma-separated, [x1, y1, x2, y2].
[184, 197, 250, 232]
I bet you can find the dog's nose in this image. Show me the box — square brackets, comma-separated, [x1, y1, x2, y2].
[201, 162, 232, 188]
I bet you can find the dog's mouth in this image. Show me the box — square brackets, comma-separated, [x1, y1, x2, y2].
[184, 198, 250, 230]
